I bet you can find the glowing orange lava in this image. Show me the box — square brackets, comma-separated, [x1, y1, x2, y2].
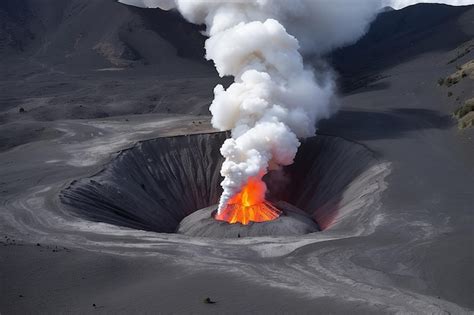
[215, 177, 281, 225]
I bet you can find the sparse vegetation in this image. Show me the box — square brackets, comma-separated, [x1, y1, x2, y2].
[448, 91, 453, 97]
[454, 98, 474, 129]
[454, 98, 474, 119]
[445, 76, 460, 87]
[459, 112, 474, 129]
[439, 60, 474, 87]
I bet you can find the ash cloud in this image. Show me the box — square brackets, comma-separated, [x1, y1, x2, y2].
[119, 0, 386, 211]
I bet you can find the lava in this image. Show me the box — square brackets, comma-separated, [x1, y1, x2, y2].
[214, 176, 281, 225]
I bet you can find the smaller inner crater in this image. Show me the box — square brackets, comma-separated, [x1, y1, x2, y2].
[178, 202, 320, 238]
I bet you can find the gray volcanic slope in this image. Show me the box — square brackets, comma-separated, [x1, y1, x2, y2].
[0, 0, 207, 69]
[0, 0, 220, 122]
[1, 1, 474, 314]
[61, 133, 226, 233]
[330, 3, 474, 92]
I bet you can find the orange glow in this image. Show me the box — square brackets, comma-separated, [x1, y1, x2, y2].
[215, 177, 281, 225]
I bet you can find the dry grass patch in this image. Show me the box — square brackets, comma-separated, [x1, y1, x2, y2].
[454, 98, 474, 129]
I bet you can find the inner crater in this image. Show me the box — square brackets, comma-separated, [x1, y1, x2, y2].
[60, 132, 387, 238]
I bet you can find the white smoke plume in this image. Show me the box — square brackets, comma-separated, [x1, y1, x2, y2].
[120, 0, 384, 211]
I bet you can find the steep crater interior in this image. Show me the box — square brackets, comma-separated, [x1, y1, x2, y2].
[60, 132, 387, 237]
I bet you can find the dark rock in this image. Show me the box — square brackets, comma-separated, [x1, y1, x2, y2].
[204, 297, 216, 304]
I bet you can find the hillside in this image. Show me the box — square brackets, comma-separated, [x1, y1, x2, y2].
[0, 1, 473, 121]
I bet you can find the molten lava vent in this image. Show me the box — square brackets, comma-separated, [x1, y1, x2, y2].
[214, 177, 281, 225]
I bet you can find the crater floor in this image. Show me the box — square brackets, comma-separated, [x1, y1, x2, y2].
[178, 202, 320, 238]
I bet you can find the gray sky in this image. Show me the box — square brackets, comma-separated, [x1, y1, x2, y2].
[390, 0, 473, 8]
[120, 0, 474, 10]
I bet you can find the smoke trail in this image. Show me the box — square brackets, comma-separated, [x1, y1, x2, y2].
[120, 0, 383, 211]
[209, 22, 336, 210]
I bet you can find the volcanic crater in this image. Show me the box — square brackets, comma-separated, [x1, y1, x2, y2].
[60, 132, 388, 238]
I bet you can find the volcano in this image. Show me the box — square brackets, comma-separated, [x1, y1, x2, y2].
[214, 177, 281, 225]
[1, 1, 473, 313]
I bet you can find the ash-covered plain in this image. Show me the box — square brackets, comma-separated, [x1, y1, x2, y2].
[1, 0, 473, 314]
